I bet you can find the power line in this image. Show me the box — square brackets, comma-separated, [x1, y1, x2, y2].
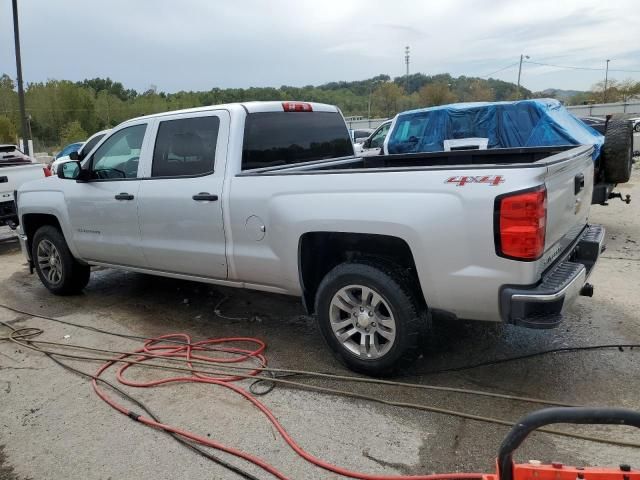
[524, 59, 640, 73]
[479, 62, 520, 78]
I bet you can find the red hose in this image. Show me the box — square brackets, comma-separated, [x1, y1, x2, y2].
[92, 334, 484, 480]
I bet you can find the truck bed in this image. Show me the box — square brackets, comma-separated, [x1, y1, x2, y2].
[240, 145, 581, 175]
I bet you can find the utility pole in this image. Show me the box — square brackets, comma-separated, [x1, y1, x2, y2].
[516, 54, 529, 100]
[12, 0, 30, 155]
[404, 46, 410, 92]
[603, 59, 610, 103]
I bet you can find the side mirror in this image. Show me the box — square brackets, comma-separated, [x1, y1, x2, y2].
[362, 139, 371, 149]
[69, 150, 79, 161]
[58, 161, 82, 180]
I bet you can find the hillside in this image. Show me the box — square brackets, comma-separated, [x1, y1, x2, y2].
[0, 72, 531, 149]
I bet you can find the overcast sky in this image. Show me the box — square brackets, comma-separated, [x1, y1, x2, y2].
[2, 0, 639, 93]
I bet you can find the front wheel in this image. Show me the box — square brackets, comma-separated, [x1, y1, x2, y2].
[32, 225, 90, 295]
[315, 261, 425, 376]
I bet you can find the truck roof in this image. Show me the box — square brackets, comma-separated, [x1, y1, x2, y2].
[123, 101, 341, 125]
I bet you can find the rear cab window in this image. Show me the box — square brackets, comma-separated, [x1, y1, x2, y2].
[241, 111, 353, 170]
[151, 116, 220, 177]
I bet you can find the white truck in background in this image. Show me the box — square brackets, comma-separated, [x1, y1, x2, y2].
[1, 144, 50, 228]
[15, 101, 604, 375]
[50, 129, 111, 175]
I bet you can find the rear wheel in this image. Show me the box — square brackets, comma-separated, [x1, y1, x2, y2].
[315, 261, 425, 376]
[32, 225, 90, 295]
[602, 120, 634, 184]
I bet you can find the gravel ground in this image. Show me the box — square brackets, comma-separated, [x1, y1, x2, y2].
[0, 169, 639, 480]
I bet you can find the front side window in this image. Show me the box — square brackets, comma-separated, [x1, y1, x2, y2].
[151, 116, 219, 177]
[80, 133, 106, 158]
[242, 112, 353, 170]
[369, 123, 390, 149]
[90, 125, 146, 179]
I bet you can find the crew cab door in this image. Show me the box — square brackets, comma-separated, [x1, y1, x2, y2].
[64, 122, 150, 266]
[135, 110, 229, 279]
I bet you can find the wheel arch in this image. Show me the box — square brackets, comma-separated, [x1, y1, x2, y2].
[298, 231, 425, 314]
[22, 213, 64, 256]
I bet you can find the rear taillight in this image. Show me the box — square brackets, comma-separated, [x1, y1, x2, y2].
[282, 101, 313, 112]
[495, 186, 546, 261]
[43, 166, 52, 177]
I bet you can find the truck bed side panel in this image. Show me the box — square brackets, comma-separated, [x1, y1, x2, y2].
[229, 166, 548, 321]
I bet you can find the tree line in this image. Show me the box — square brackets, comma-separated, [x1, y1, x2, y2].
[12, 70, 630, 153]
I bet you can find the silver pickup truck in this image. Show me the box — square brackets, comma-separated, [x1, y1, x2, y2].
[15, 101, 604, 375]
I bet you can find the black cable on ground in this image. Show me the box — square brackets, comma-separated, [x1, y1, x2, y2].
[4, 321, 640, 450]
[2, 302, 638, 381]
[409, 344, 638, 376]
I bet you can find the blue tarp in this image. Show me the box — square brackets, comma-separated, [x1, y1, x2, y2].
[386, 99, 604, 160]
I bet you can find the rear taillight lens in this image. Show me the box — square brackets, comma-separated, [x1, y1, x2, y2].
[43, 166, 52, 177]
[495, 186, 546, 260]
[282, 101, 313, 112]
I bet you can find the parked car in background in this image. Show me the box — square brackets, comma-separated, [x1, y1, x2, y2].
[355, 120, 392, 157]
[16, 101, 603, 375]
[0, 144, 50, 228]
[50, 129, 111, 175]
[54, 142, 84, 162]
[384, 100, 634, 206]
[629, 116, 640, 132]
[349, 128, 373, 144]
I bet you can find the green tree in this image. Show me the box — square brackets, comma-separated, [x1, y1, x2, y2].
[417, 82, 457, 107]
[468, 80, 494, 102]
[0, 72, 530, 148]
[59, 120, 87, 146]
[0, 116, 17, 143]
[618, 78, 640, 102]
[373, 82, 404, 117]
[591, 79, 620, 102]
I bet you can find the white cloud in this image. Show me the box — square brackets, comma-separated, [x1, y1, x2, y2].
[1, 0, 638, 92]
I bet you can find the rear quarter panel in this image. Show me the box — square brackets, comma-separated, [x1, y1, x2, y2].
[229, 166, 548, 321]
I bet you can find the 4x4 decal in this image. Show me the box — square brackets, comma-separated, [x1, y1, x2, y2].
[445, 175, 505, 186]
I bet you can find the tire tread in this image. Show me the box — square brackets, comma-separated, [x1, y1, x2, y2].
[602, 120, 633, 184]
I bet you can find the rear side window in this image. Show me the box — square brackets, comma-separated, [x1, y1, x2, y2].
[152, 116, 219, 177]
[242, 112, 353, 170]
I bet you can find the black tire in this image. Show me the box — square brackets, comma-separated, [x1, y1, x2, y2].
[634, 122, 640, 133]
[315, 261, 425, 376]
[602, 120, 634, 184]
[32, 225, 90, 295]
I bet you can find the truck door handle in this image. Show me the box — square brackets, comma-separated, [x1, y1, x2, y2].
[574, 173, 585, 194]
[192, 193, 218, 201]
[114, 193, 135, 200]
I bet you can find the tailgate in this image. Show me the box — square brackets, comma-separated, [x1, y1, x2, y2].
[541, 145, 594, 267]
[0, 163, 44, 201]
